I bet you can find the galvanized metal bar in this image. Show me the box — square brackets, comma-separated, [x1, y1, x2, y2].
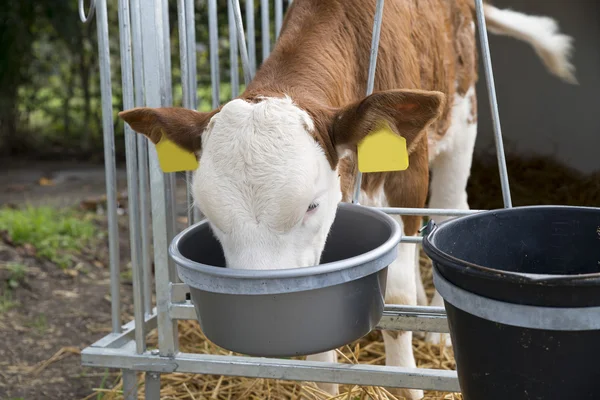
[160, 0, 179, 283]
[118, 0, 146, 354]
[352, 0, 384, 205]
[88, 311, 158, 350]
[187, 27, 201, 254]
[145, 372, 161, 400]
[141, 0, 179, 357]
[246, 0, 257, 73]
[82, 348, 460, 392]
[185, 0, 200, 224]
[122, 369, 138, 400]
[79, 0, 97, 23]
[474, 0, 512, 208]
[377, 207, 483, 216]
[168, 301, 449, 333]
[162, 0, 173, 106]
[128, 0, 153, 316]
[208, 0, 221, 109]
[275, 0, 283, 39]
[177, 0, 195, 227]
[95, 0, 121, 334]
[260, 0, 270, 61]
[228, 0, 240, 98]
[185, 0, 198, 112]
[178, 0, 191, 111]
[232, 0, 254, 84]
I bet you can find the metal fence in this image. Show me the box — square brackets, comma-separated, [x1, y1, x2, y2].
[80, 0, 511, 398]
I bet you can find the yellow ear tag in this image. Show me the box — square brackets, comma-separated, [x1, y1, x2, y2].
[357, 122, 409, 173]
[155, 131, 199, 173]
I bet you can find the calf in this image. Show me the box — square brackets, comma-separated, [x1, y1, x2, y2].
[120, 1, 575, 398]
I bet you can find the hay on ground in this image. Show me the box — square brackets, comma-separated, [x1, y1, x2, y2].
[91, 154, 599, 399]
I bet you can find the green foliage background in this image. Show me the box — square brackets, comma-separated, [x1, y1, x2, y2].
[0, 0, 282, 160]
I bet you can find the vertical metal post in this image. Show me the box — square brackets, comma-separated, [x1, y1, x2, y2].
[275, 0, 283, 39]
[118, 0, 146, 354]
[122, 369, 138, 400]
[177, 0, 200, 225]
[474, 0, 512, 208]
[95, 0, 121, 334]
[352, 0, 384, 205]
[232, 0, 254, 84]
[141, 0, 179, 356]
[178, 0, 196, 227]
[228, 0, 240, 98]
[160, 0, 179, 283]
[130, 0, 153, 317]
[246, 0, 256, 73]
[208, 0, 220, 109]
[145, 372, 161, 400]
[260, 0, 270, 62]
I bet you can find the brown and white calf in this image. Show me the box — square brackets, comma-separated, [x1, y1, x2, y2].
[120, 1, 575, 398]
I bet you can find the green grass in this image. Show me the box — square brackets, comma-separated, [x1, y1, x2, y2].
[0, 289, 18, 314]
[4, 262, 27, 289]
[0, 206, 99, 269]
[26, 313, 48, 335]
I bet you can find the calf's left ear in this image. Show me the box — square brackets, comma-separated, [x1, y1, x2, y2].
[330, 89, 445, 156]
[118, 107, 219, 155]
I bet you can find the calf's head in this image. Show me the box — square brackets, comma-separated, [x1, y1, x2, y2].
[120, 89, 443, 270]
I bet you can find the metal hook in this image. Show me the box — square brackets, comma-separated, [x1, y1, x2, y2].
[79, 0, 96, 24]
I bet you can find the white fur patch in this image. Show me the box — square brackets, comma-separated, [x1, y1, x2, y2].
[483, 4, 577, 83]
[192, 96, 342, 270]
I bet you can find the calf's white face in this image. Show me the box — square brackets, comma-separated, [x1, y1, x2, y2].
[118, 89, 444, 271]
[192, 97, 342, 269]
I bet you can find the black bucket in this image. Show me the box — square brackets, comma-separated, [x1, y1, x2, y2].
[422, 205, 600, 400]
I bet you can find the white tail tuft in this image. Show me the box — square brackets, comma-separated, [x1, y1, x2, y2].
[483, 4, 577, 84]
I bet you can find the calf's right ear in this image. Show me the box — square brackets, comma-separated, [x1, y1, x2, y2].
[118, 107, 219, 155]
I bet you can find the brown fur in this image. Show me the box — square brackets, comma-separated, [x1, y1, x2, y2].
[120, 0, 479, 237]
[240, 0, 477, 236]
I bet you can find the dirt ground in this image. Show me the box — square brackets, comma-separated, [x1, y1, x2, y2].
[0, 160, 190, 400]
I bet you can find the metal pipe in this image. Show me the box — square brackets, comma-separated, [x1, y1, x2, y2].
[79, 0, 96, 23]
[95, 0, 121, 334]
[118, 0, 146, 354]
[177, 0, 196, 227]
[352, 0, 384, 205]
[208, 0, 221, 109]
[474, 0, 512, 208]
[232, 0, 254, 84]
[246, 0, 257, 73]
[275, 0, 283, 39]
[83, 350, 460, 392]
[145, 372, 161, 400]
[141, 0, 179, 357]
[161, 0, 179, 284]
[122, 369, 138, 400]
[185, 0, 200, 224]
[260, 0, 270, 62]
[376, 207, 483, 216]
[228, 0, 240, 98]
[129, 0, 153, 316]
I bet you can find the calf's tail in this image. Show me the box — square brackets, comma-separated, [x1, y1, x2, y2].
[475, 3, 577, 84]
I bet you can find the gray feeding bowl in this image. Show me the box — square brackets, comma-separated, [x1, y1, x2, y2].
[169, 202, 401, 357]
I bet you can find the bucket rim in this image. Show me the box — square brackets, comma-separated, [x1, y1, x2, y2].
[169, 202, 401, 280]
[423, 205, 600, 285]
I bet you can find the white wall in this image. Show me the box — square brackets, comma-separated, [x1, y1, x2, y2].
[474, 0, 600, 174]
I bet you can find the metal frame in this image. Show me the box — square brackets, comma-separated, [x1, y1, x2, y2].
[82, 0, 510, 397]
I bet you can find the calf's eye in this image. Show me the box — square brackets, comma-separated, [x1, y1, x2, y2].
[307, 203, 319, 212]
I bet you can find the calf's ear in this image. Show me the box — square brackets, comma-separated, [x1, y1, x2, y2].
[330, 89, 445, 157]
[118, 107, 219, 155]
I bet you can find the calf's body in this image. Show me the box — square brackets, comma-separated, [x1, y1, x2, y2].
[120, 1, 575, 398]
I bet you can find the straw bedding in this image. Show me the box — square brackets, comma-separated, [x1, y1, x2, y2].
[92, 154, 599, 399]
